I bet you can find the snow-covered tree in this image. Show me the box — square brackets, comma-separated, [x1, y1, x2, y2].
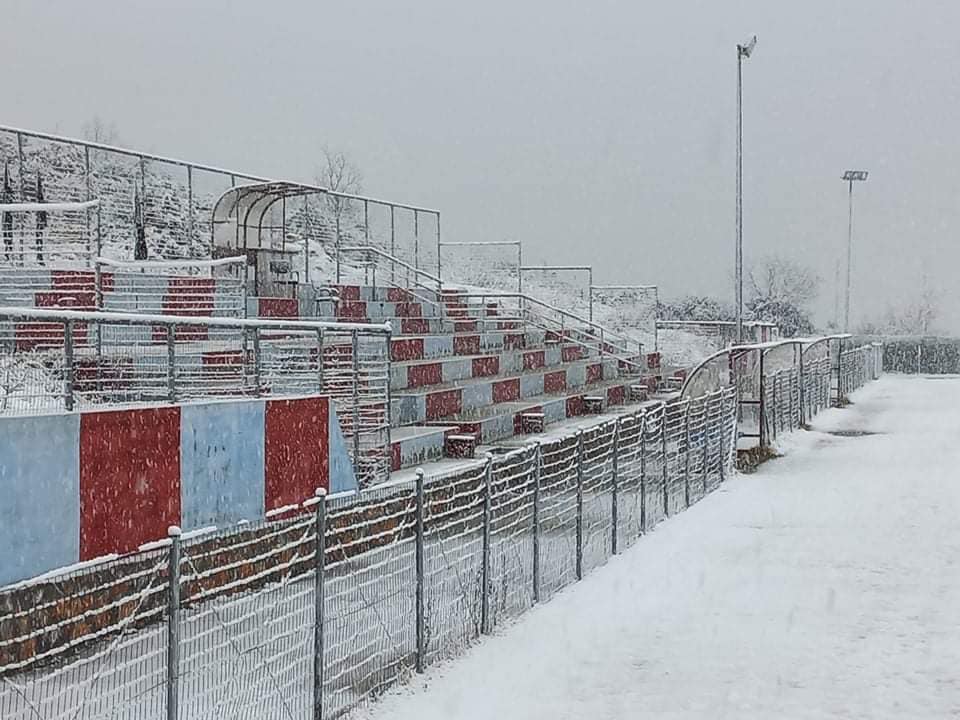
[747, 255, 819, 337]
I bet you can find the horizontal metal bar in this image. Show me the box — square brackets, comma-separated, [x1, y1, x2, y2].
[438, 241, 521, 247]
[0, 124, 439, 215]
[0, 199, 100, 213]
[0, 305, 391, 334]
[520, 265, 591, 272]
[591, 284, 657, 291]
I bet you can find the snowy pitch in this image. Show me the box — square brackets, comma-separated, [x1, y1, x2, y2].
[356, 375, 960, 720]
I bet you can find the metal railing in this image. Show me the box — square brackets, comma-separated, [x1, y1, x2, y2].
[451, 292, 648, 373]
[0, 306, 392, 485]
[0, 386, 738, 720]
[0, 125, 439, 281]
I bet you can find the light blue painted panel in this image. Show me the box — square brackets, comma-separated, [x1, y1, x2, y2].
[328, 406, 358, 493]
[180, 400, 265, 530]
[0, 414, 80, 585]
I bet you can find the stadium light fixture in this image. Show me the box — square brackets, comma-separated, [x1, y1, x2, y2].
[842, 170, 869, 332]
[735, 35, 757, 344]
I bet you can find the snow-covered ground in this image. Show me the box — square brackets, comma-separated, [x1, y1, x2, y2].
[356, 375, 960, 720]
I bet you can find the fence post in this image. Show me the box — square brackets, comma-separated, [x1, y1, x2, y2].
[532, 442, 541, 603]
[682, 402, 691, 508]
[166, 525, 181, 720]
[351, 330, 361, 468]
[315, 328, 324, 392]
[481, 454, 493, 634]
[611, 420, 620, 556]
[252, 327, 262, 397]
[167, 325, 177, 403]
[639, 411, 647, 533]
[798, 349, 806, 424]
[770, 373, 778, 440]
[702, 400, 709, 495]
[718, 394, 727, 484]
[63, 320, 75, 411]
[789, 371, 797, 430]
[576, 432, 584, 581]
[661, 407, 669, 518]
[313, 488, 327, 720]
[415, 468, 425, 672]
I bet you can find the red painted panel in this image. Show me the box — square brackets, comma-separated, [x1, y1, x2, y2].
[647, 352, 661, 370]
[391, 338, 425, 361]
[51, 270, 98, 291]
[586, 363, 603, 384]
[407, 362, 443, 389]
[498, 321, 520, 330]
[35, 291, 97, 310]
[561, 345, 582, 362]
[336, 301, 367, 320]
[504, 333, 525, 350]
[402, 318, 430, 334]
[523, 350, 546, 371]
[79, 406, 181, 559]
[391, 442, 402, 472]
[453, 334, 481, 355]
[74, 356, 134, 394]
[151, 325, 209, 343]
[15, 321, 89, 350]
[513, 405, 543, 435]
[393, 302, 422, 318]
[607, 385, 626, 405]
[258, 297, 299, 318]
[492, 378, 520, 403]
[425, 389, 462, 420]
[386, 287, 413, 303]
[265, 397, 330, 510]
[454, 320, 478, 333]
[544, 370, 567, 394]
[472, 356, 500, 378]
[334, 285, 361, 301]
[566, 395, 585, 417]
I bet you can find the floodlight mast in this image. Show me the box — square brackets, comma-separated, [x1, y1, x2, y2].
[735, 35, 757, 344]
[842, 169, 869, 332]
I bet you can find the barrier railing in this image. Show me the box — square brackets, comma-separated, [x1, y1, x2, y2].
[0, 387, 737, 720]
[0, 306, 392, 485]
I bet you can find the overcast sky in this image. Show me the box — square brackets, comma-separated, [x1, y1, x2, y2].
[5, 0, 960, 330]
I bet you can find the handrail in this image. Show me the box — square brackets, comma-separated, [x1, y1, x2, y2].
[0, 124, 439, 215]
[339, 245, 441, 286]
[0, 305, 392, 334]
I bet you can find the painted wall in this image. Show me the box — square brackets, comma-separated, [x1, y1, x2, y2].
[0, 394, 356, 586]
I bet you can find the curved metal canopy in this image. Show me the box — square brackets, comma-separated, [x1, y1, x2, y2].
[212, 181, 324, 253]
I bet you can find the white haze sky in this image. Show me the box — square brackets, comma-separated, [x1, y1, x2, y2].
[4, 0, 960, 331]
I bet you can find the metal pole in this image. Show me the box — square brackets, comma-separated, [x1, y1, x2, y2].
[639, 411, 647, 533]
[166, 525, 181, 720]
[415, 468, 425, 672]
[719, 393, 727, 483]
[481, 454, 493, 634]
[315, 328, 325, 391]
[799, 347, 806, 423]
[735, 49, 744, 344]
[661, 408, 669, 517]
[759, 351, 766, 447]
[683, 402, 691, 508]
[414, 210, 419, 271]
[252, 327, 262, 397]
[186, 166, 194, 254]
[390, 205, 396, 283]
[84, 146, 92, 264]
[167, 325, 177, 402]
[844, 179, 853, 332]
[17, 132, 25, 264]
[385, 325, 393, 459]
[351, 331, 361, 469]
[532, 442, 541, 603]
[435, 214, 442, 290]
[63, 320, 75, 411]
[611, 420, 619, 555]
[313, 488, 327, 720]
[575, 431, 584, 581]
[588, 267, 594, 322]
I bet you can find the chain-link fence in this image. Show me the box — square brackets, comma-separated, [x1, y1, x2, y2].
[0, 387, 738, 720]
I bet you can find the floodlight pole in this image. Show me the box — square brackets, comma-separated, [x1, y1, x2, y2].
[842, 170, 868, 332]
[735, 36, 756, 344]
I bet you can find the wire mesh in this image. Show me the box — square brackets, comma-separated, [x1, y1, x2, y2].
[438, 242, 520, 293]
[0, 550, 169, 720]
[614, 413, 644, 549]
[178, 516, 316, 720]
[537, 436, 579, 601]
[580, 425, 614, 575]
[488, 449, 537, 629]
[422, 462, 486, 662]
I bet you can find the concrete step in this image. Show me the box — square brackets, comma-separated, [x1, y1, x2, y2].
[391, 358, 621, 426]
[390, 344, 595, 392]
